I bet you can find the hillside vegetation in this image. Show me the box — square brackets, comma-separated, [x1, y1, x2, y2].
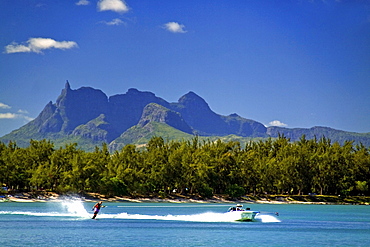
[1, 135, 369, 200]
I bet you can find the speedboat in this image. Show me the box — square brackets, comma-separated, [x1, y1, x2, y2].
[227, 204, 259, 222]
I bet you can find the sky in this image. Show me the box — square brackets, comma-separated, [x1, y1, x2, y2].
[1, 0, 369, 137]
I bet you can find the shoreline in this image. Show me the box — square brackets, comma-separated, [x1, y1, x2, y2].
[2, 192, 369, 205]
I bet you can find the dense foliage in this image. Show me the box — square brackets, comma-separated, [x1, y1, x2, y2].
[0, 135, 369, 198]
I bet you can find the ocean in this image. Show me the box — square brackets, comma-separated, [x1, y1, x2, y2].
[1, 200, 369, 246]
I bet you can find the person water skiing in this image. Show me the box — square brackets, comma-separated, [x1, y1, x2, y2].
[92, 201, 105, 219]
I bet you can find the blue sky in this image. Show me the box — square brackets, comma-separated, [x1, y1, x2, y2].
[1, 0, 369, 137]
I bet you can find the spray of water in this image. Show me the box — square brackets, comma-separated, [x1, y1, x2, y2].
[255, 214, 281, 223]
[60, 199, 90, 218]
[97, 211, 280, 223]
[0, 198, 91, 218]
[0, 200, 280, 223]
[98, 212, 241, 222]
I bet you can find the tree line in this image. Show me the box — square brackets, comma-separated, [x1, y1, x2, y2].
[0, 135, 369, 198]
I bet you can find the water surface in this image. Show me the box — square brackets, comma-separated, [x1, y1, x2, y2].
[1, 200, 369, 246]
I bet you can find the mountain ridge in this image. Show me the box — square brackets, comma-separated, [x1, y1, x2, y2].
[1, 82, 369, 151]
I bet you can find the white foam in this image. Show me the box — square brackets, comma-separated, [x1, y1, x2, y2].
[255, 214, 281, 223]
[0, 210, 78, 217]
[1, 201, 281, 223]
[60, 199, 90, 218]
[101, 212, 240, 222]
[96, 211, 281, 223]
[0, 198, 91, 218]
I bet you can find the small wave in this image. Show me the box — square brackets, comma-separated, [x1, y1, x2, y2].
[100, 212, 239, 222]
[255, 214, 281, 223]
[0, 210, 88, 217]
[96, 212, 280, 223]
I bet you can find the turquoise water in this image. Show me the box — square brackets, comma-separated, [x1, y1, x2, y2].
[1, 200, 369, 246]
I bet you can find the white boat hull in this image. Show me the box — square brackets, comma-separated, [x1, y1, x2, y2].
[227, 210, 259, 222]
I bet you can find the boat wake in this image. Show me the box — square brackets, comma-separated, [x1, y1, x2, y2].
[0, 199, 91, 219]
[0, 200, 280, 223]
[255, 214, 281, 223]
[97, 212, 280, 223]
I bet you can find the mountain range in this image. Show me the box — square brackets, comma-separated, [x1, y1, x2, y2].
[1, 82, 369, 151]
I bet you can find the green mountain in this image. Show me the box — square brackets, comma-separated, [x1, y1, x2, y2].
[1, 82, 369, 151]
[267, 126, 370, 146]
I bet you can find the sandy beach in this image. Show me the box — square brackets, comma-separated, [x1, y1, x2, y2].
[2, 192, 369, 205]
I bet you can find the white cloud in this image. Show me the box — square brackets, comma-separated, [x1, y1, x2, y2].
[103, 18, 125, 26]
[0, 103, 11, 109]
[76, 0, 90, 6]
[0, 104, 33, 122]
[268, 120, 288, 127]
[4, 38, 78, 54]
[97, 0, 129, 13]
[0, 111, 33, 122]
[24, 116, 34, 121]
[163, 22, 187, 33]
[0, 113, 18, 119]
[36, 3, 46, 8]
[17, 109, 29, 114]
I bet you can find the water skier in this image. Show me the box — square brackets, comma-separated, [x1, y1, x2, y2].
[92, 201, 105, 219]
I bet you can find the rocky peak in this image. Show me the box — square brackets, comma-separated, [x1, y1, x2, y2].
[138, 103, 193, 134]
[55, 84, 109, 132]
[65, 80, 71, 91]
[229, 113, 240, 118]
[178, 91, 210, 111]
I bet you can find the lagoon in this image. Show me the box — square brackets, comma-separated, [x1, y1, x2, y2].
[1, 201, 369, 246]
